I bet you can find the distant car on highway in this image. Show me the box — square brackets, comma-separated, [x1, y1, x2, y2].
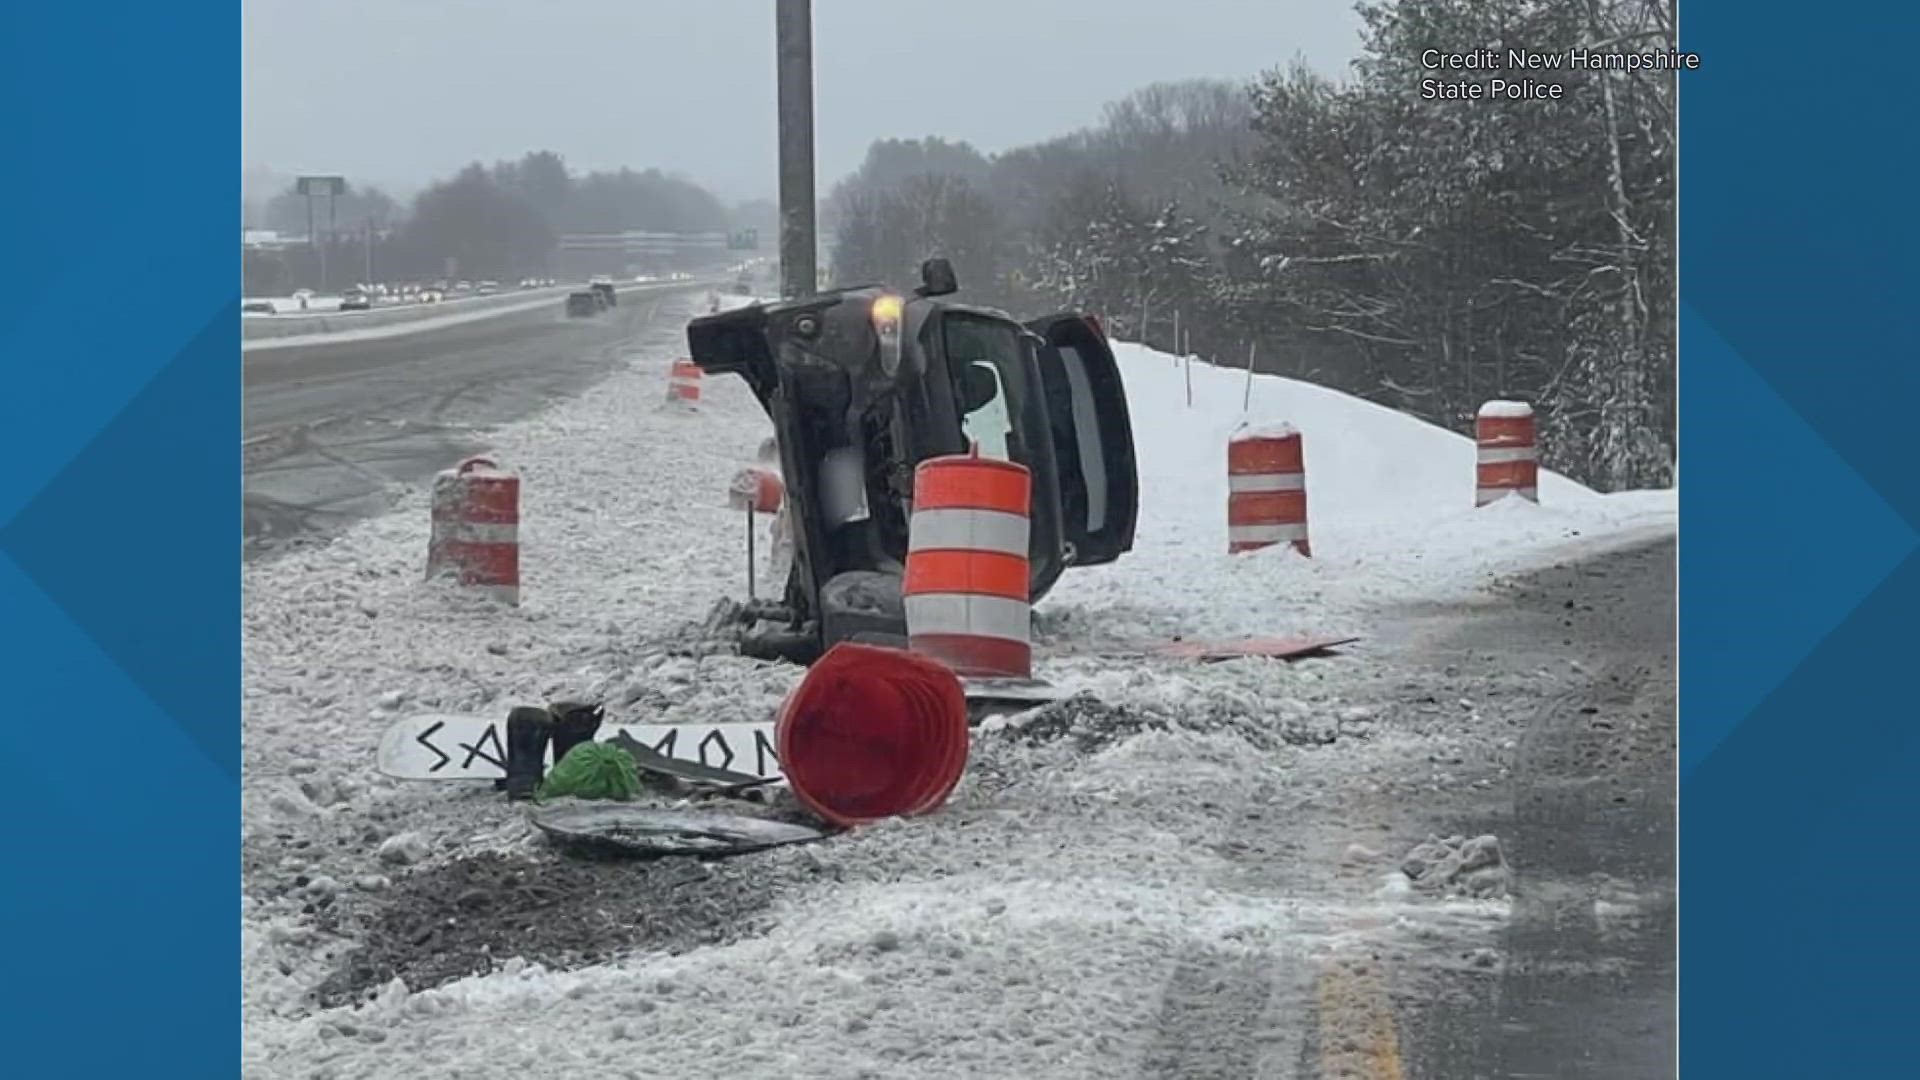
[565, 291, 601, 318]
[477, 280, 500, 295]
[339, 288, 372, 311]
[454, 281, 473, 293]
[242, 300, 275, 315]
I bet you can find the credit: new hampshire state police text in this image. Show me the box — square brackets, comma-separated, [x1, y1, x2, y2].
[1421, 48, 1702, 72]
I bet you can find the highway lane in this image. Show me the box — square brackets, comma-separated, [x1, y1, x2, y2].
[244, 281, 714, 553]
[1126, 538, 1675, 1080]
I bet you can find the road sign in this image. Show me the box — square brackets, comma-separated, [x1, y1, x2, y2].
[296, 175, 346, 197]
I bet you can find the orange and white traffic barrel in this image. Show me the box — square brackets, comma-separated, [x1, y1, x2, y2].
[903, 452, 1032, 678]
[775, 642, 970, 827]
[666, 359, 702, 405]
[728, 465, 784, 514]
[1476, 401, 1539, 506]
[427, 456, 520, 604]
[1227, 422, 1310, 556]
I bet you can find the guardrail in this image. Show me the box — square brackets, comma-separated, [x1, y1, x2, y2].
[242, 286, 583, 342]
[240, 279, 720, 352]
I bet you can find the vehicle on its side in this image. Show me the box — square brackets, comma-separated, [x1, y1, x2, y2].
[565, 290, 601, 318]
[590, 281, 618, 308]
[686, 257, 1138, 665]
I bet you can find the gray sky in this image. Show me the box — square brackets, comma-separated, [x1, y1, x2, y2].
[243, 0, 1362, 203]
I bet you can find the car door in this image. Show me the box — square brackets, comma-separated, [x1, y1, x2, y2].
[1024, 313, 1139, 567]
[928, 306, 1069, 601]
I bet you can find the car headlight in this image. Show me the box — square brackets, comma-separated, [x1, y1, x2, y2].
[871, 293, 904, 377]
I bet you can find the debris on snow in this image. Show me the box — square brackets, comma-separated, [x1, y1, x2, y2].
[376, 832, 431, 867]
[1342, 842, 1383, 865]
[314, 849, 797, 1007]
[1400, 834, 1510, 899]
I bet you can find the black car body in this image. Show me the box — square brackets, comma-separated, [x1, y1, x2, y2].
[565, 291, 600, 318]
[590, 282, 617, 308]
[686, 266, 1137, 664]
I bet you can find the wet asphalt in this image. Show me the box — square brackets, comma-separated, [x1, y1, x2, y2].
[242, 282, 712, 555]
[1392, 538, 1676, 1079]
[1128, 536, 1676, 1080]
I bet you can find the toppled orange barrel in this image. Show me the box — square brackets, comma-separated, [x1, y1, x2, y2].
[1227, 422, 1310, 556]
[1476, 401, 1539, 506]
[902, 452, 1032, 678]
[427, 456, 520, 604]
[775, 643, 970, 827]
[666, 359, 702, 405]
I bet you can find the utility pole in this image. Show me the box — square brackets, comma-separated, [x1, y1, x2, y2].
[297, 176, 346, 292]
[775, 0, 817, 298]
[305, 195, 316, 290]
[326, 190, 338, 290]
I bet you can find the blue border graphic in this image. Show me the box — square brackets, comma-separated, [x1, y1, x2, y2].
[1, 1, 1915, 1073]
[0, 5, 237, 1074]
[1682, 2, 1920, 1074]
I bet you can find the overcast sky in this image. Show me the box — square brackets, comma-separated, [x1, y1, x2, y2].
[243, 0, 1362, 202]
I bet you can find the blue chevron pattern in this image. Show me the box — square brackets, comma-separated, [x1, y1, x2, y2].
[0, 4, 236, 1074]
[1680, 1, 1920, 1074]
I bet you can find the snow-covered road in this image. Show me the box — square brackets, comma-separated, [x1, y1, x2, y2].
[241, 318, 1675, 1078]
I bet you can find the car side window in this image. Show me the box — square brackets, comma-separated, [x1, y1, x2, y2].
[959, 363, 1013, 460]
[942, 314, 1027, 463]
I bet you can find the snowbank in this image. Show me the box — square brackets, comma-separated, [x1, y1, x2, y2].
[1034, 344, 1674, 649]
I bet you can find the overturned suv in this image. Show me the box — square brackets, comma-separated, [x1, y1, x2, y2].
[686, 258, 1138, 665]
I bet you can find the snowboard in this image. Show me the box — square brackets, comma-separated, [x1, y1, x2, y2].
[377, 713, 783, 783]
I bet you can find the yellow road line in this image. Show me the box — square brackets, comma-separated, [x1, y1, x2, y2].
[1315, 959, 1405, 1080]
